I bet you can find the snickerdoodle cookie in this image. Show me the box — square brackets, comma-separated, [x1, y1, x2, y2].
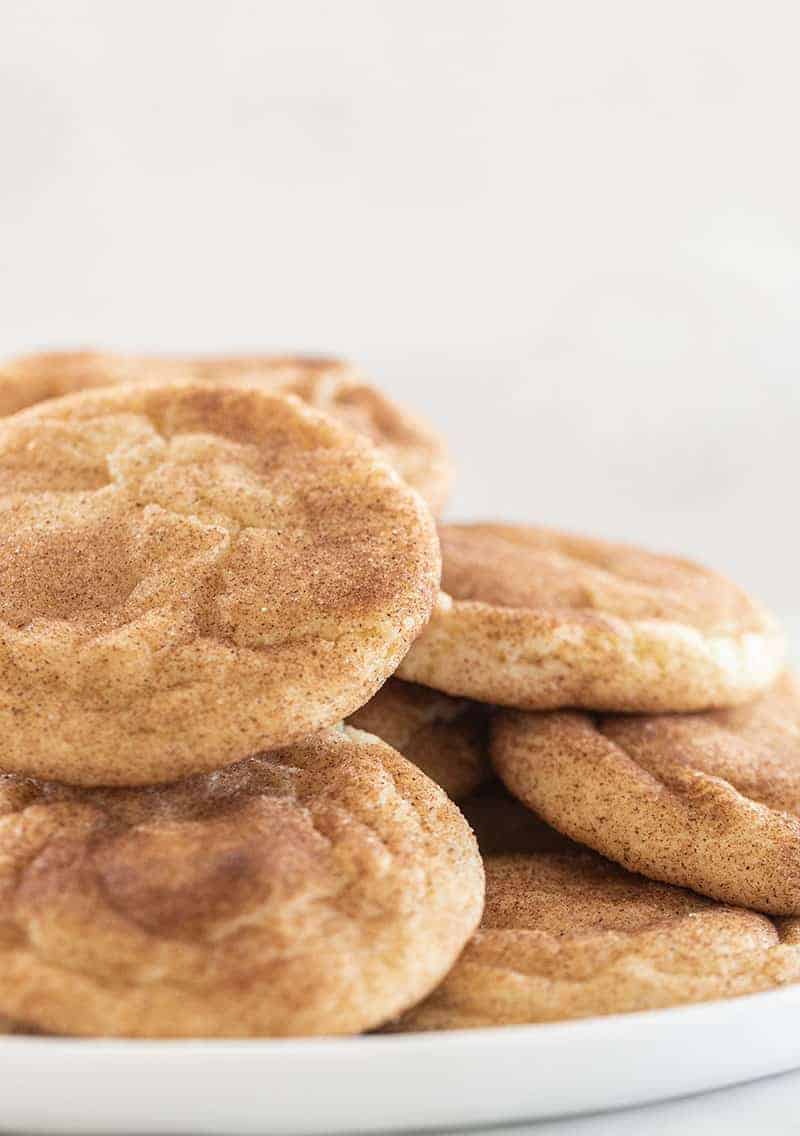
[492, 672, 800, 915]
[394, 851, 800, 1030]
[0, 350, 453, 513]
[347, 680, 489, 800]
[0, 727, 484, 1037]
[0, 384, 439, 785]
[398, 523, 784, 712]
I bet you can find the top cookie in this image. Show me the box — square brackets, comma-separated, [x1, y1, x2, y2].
[0, 384, 440, 785]
[0, 351, 453, 514]
[398, 523, 784, 712]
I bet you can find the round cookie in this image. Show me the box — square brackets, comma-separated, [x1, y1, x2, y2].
[0, 383, 440, 785]
[398, 523, 784, 713]
[0, 351, 453, 513]
[347, 679, 490, 800]
[492, 672, 800, 915]
[395, 851, 800, 1030]
[0, 727, 484, 1038]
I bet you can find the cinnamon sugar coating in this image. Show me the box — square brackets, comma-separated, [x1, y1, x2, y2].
[492, 673, 800, 914]
[394, 852, 800, 1029]
[0, 351, 453, 513]
[0, 728, 483, 1037]
[348, 679, 490, 800]
[399, 523, 784, 712]
[0, 383, 439, 785]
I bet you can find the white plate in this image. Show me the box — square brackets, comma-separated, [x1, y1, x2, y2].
[3, 986, 800, 1134]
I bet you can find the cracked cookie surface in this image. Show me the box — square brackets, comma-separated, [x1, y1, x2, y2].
[492, 673, 800, 914]
[393, 852, 800, 1029]
[0, 351, 453, 513]
[347, 679, 490, 800]
[0, 727, 483, 1037]
[398, 523, 784, 712]
[0, 384, 440, 785]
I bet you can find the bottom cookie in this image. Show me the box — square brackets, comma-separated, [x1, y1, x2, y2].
[0, 727, 483, 1037]
[394, 851, 800, 1030]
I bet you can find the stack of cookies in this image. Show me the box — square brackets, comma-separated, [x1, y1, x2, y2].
[0, 350, 797, 1038]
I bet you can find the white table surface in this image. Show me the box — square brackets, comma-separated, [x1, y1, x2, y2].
[482, 1068, 800, 1135]
[5, 1053, 800, 1136]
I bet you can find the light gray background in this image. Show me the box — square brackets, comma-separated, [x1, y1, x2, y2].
[1, 0, 798, 616]
[0, 7, 798, 1129]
